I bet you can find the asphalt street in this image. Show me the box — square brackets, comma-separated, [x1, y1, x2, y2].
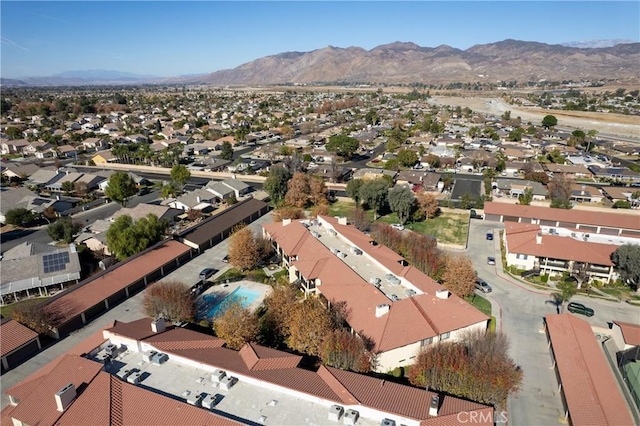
[467, 219, 639, 426]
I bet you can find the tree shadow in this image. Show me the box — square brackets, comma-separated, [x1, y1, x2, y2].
[545, 293, 563, 314]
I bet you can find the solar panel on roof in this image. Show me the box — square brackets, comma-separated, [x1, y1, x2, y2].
[42, 252, 70, 274]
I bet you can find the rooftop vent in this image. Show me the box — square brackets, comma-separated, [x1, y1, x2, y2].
[55, 383, 77, 412]
[381, 419, 396, 426]
[187, 392, 206, 407]
[202, 393, 220, 409]
[258, 415, 267, 424]
[375, 304, 390, 318]
[343, 409, 359, 425]
[536, 233, 542, 245]
[211, 369, 226, 383]
[127, 372, 142, 385]
[151, 317, 166, 333]
[142, 350, 157, 363]
[429, 394, 440, 417]
[219, 375, 237, 391]
[328, 405, 344, 422]
[435, 289, 450, 300]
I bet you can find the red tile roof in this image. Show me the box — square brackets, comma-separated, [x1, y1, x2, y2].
[44, 241, 191, 325]
[7, 354, 103, 426]
[545, 314, 634, 426]
[106, 318, 174, 341]
[0, 317, 39, 357]
[263, 219, 488, 352]
[58, 372, 238, 426]
[614, 321, 640, 346]
[484, 201, 640, 231]
[504, 222, 617, 265]
[105, 321, 493, 423]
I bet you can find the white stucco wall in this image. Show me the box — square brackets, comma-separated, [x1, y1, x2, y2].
[505, 252, 536, 270]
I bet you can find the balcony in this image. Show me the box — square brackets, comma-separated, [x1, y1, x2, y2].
[545, 260, 568, 268]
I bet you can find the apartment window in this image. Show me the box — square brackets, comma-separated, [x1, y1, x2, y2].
[421, 337, 433, 347]
[523, 254, 528, 260]
[440, 332, 450, 340]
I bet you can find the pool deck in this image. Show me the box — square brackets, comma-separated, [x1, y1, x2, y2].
[199, 280, 272, 319]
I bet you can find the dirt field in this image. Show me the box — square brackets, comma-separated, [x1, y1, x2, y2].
[429, 96, 640, 139]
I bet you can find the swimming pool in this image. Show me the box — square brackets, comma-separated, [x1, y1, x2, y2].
[201, 286, 261, 318]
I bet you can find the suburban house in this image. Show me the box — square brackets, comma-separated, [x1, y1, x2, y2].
[165, 188, 218, 212]
[262, 216, 489, 372]
[205, 178, 251, 200]
[56, 144, 78, 158]
[543, 163, 591, 178]
[493, 179, 547, 200]
[0, 162, 40, 181]
[544, 314, 634, 425]
[1, 319, 493, 426]
[588, 166, 640, 183]
[601, 186, 640, 206]
[0, 242, 82, 303]
[502, 222, 631, 283]
[110, 203, 183, 226]
[81, 137, 107, 152]
[352, 168, 397, 181]
[570, 184, 603, 204]
[484, 202, 640, 238]
[395, 171, 442, 192]
[91, 150, 117, 165]
[0, 139, 29, 155]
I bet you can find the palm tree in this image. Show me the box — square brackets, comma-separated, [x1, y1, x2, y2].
[553, 281, 577, 313]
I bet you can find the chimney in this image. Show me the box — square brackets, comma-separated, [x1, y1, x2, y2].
[151, 317, 166, 333]
[282, 218, 292, 226]
[338, 217, 347, 225]
[429, 394, 440, 417]
[536, 233, 542, 244]
[375, 304, 390, 318]
[55, 383, 77, 412]
[196, 196, 201, 203]
[435, 289, 450, 300]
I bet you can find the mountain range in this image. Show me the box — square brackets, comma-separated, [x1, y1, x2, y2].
[2, 39, 639, 87]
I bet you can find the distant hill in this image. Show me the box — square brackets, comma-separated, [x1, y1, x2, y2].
[195, 39, 640, 85]
[2, 70, 160, 87]
[52, 70, 159, 80]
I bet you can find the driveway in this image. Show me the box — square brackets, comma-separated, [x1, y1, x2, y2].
[467, 219, 639, 425]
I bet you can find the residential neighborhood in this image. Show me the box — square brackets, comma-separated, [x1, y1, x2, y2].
[1, 82, 639, 426]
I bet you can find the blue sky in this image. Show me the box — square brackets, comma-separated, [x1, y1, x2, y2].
[1, 1, 639, 78]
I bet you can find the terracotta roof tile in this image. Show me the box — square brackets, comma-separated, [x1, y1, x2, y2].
[485, 201, 640, 231]
[0, 317, 39, 357]
[44, 241, 191, 325]
[7, 355, 102, 426]
[143, 327, 226, 350]
[545, 314, 634, 426]
[505, 222, 617, 265]
[614, 320, 640, 346]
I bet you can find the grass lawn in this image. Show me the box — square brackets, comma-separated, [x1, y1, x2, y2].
[464, 294, 492, 316]
[328, 200, 469, 246]
[0, 297, 51, 318]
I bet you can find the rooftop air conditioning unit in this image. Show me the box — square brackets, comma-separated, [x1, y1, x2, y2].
[328, 405, 344, 422]
[54, 383, 77, 412]
[219, 376, 237, 391]
[187, 392, 206, 407]
[381, 420, 396, 426]
[142, 351, 158, 363]
[343, 409, 359, 425]
[105, 343, 118, 356]
[151, 352, 168, 365]
[375, 304, 390, 318]
[127, 372, 142, 385]
[202, 394, 220, 409]
[211, 369, 226, 383]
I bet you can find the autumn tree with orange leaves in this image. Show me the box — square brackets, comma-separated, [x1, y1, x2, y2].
[407, 329, 522, 409]
[228, 224, 260, 270]
[441, 254, 477, 297]
[142, 280, 195, 323]
[286, 297, 334, 356]
[417, 190, 440, 220]
[320, 329, 376, 372]
[272, 206, 304, 222]
[285, 172, 311, 208]
[213, 300, 259, 350]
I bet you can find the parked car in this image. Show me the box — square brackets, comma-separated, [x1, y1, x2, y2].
[487, 256, 496, 265]
[199, 268, 217, 280]
[567, 302, 594, 317]
[475, 278, 492, 293]
[486, 232, 493, 240]
[222, 255, 229, 263]
[391, 224, 405, 231]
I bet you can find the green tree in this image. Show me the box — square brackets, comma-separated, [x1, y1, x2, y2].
[360, 178, 391, 220]
[542, 114, 558, 129]
[326, 134, 359, 159]
[4, 208, 35, 226]
[346, 179, 363, 205]
[47, 218, 81, 243]
[517, 188, 533, 205]
[611, 244, 640, 292]
[104, 172, 137, 207]
[553, 281, 577, 313]
[170, 164, 191, 187]
[220, 141, 234, 161]
[106, 214, 168, 261]
[61, 181, 75, 195]
[365, 109, 379, 126]
[547, 149, 566, 164]
[264, 167, 292, 206]
[388, 185, 415, 224]
[396, 149, 418, 167]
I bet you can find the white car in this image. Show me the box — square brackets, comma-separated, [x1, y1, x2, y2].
[391, 224, 405, 231]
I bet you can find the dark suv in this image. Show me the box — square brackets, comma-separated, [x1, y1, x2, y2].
[567, 302, 594, 317]
[199, 268, 216, 281]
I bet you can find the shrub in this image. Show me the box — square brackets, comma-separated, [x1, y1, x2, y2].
[540, 274, 549, 283]
[392, 366, 404, 377]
